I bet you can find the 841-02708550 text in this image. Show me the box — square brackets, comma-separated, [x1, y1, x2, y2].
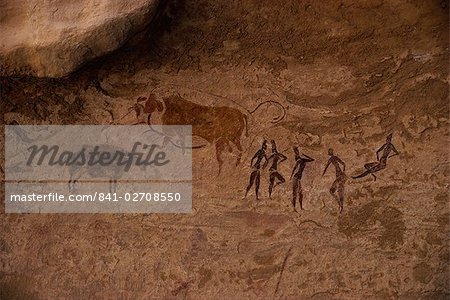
[9, 192, 182, 202]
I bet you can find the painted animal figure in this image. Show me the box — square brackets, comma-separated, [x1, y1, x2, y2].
[134, 93, 285, 174]
[68, 144, 154, 193]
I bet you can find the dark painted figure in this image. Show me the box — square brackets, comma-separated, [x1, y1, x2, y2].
[323, 148, 346, 213]
[291, 147, 314, 211]
[245, 140, 268, 200]
[352, 133, 399, 181]
[264, 140, 287, 198]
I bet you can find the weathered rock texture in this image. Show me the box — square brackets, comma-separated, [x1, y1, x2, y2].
[0, 0, 449, 299]
[0, 0, 159, 77]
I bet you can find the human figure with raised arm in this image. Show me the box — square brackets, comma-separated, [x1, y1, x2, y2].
[264, 140, 287, 198]
[323, 148, 347, 213]
[245, 140, 268, 200]
[352, 133, 399, 181]
[291, 146, 315, 211]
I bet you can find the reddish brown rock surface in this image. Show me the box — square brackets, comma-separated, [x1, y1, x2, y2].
[0, 0, 448, 298]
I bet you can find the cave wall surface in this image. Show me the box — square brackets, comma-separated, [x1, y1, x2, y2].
[0, 0, 449, 299]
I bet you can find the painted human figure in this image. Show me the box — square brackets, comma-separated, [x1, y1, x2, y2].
[291, 147, 314, 211]
[245, 140, 268, 200]
[264, 140, 287, 198]
[352, 133, 399, 181]
[323, 148, 346, 213]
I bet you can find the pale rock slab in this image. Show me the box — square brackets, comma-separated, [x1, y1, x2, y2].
[0, 0, 159, 77]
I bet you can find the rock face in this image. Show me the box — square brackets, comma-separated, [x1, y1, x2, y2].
[0, 0, 449, 299]
[0, 0, 159, 77]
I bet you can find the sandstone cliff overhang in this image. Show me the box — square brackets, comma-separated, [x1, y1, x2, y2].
[0, 0, 160, 77]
